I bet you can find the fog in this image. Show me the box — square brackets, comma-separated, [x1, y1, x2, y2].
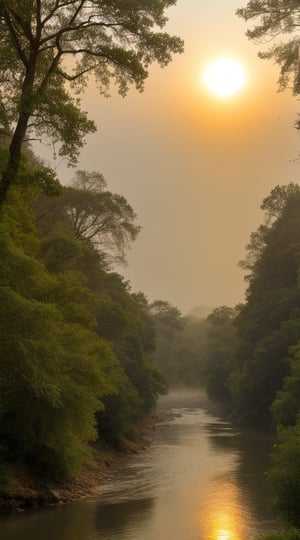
[37, 0, 300, 314]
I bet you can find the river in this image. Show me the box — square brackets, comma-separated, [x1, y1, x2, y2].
[0, 389, 277, 540]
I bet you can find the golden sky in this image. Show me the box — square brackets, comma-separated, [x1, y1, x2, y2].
[49, 0, 300, 313]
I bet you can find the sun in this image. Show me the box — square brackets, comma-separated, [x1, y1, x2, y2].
[204, 58, 245, 98]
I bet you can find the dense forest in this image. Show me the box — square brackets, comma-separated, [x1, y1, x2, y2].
[0, 0, 183, 499]
[199, 185, 300, 539]
[0, 151, 170, 484]
[1, 2, 300, 539]
[2, 154, 299, 538]
[152, 184, 300, 538]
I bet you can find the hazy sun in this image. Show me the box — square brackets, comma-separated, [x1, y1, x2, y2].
[204, 58, 245, 98]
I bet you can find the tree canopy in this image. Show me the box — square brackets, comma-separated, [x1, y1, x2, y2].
[200, 183, 300, 535]
[0, 0, 183, 204]
[35, 169, 140, 266]
[236, 1, 300, 98]
[0, 149, 170, 481]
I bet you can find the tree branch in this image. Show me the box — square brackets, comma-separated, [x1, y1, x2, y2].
[2, 8, 28, 66]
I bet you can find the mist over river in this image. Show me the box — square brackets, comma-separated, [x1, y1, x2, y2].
[0, 390, 277, 540]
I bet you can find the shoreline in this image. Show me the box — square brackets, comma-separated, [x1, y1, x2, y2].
[0, 414, 159, 514]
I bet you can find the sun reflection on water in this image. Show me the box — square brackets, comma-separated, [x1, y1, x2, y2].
[199, 479, 248, 540]
[211, 511, 238, 540]
[217, 531, 233, 540]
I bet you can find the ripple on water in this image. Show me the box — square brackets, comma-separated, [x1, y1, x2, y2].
[0, 390, 278, 540]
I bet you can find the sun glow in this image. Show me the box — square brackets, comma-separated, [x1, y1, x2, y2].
[198, 481, 248, 540]
[204, 58, 245, 98]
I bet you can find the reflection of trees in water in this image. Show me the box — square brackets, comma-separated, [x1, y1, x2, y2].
[94, 496, 154, 537]
[0, 495, 154, 540]
[204, 419, 276, 524]
[0, 502, 96, 540]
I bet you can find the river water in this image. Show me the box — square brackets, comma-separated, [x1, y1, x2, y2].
[0, 390, 277, 540]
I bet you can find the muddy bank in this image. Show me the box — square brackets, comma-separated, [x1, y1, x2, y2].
[0, 414, 159, 514]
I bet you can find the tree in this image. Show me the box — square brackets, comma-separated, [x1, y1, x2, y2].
[170, 315, 208, 387]
[0, 1, 184, 204]
[271, 325, 300, 427]
[150, 300, 185, 384]
[239, 184, 300, 282]
[204, 306, 238, 402]
[63, 170, 140, 264]
[151, 300, 184, 332]
[0, 148, 169, 481]
[35, 169, 141, 267]
[266, 418, 300, 528]
[0, 224, 123, 476]
[236, 1, 300, 98]
[230, 185, 300, 426]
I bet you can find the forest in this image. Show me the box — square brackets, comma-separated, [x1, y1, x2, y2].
[0, 2, 300, 539]
[150, 184, 300, 539]
[1, 151, 300, 538]
[195, 185, 300, 539]
[151, 188, 300, 540]
[0, 154, 171, 480]
[0, 0, 182, 494]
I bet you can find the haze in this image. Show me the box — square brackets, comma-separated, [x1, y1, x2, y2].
[40, 0, 300, 314]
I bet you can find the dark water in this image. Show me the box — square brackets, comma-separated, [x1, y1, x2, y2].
[0, 390, 277, 540]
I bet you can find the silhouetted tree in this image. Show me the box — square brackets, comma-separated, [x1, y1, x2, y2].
[0, 1, 183, 203]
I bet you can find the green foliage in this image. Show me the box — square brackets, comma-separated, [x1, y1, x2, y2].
[229, 185, 300, 426]
[240, 185, 300, 292]
[151, 300, 216, 388]
[271, 337, 300, 426]
[173, 316, 208, 386]
[97, 381, 142, 446]
[0, 227, 123, 477]
[35, 170, 140, 266]
[151, 300, 187, 385]
[0, 145, 62, 197]
[39, 223, 85, 274]
[0, 0, 183, 202]
[220, 185, 300, 535]
[230, 316, 298, 426]
[34, 166, 167, 447]
[98, 283, 167, 418]
[204, 306, 238, 402]
[240, 184, 300, 280]
[0, 145, 181, 487]
[266, 419, 300, 527]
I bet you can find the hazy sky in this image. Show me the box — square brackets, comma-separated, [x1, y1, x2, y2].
[41, 0, 300, 314]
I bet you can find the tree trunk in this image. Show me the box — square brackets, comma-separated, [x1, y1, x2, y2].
[0, 51, 37, 207]
[0, 110, 30, 206]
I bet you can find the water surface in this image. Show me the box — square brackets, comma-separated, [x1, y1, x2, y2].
[0, 390, 277, 539]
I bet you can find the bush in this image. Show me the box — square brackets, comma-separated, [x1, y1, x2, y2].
[267, 419, 300, 527]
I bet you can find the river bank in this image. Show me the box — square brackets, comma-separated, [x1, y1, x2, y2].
[0, 414, 159, 514]
[0, 390, 278, 540]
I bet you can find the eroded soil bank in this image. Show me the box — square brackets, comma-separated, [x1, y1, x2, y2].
[0, 415, 159, 513]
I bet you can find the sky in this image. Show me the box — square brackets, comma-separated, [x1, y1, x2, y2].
[39, 0, 300, 315]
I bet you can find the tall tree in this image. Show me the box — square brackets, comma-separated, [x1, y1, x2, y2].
[36, 170, 140, 266]
[236, 1, 300, 98]
[230, 184, 300, 426]
[0, 1, 183, 204]
[204, 306, 238, 402]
